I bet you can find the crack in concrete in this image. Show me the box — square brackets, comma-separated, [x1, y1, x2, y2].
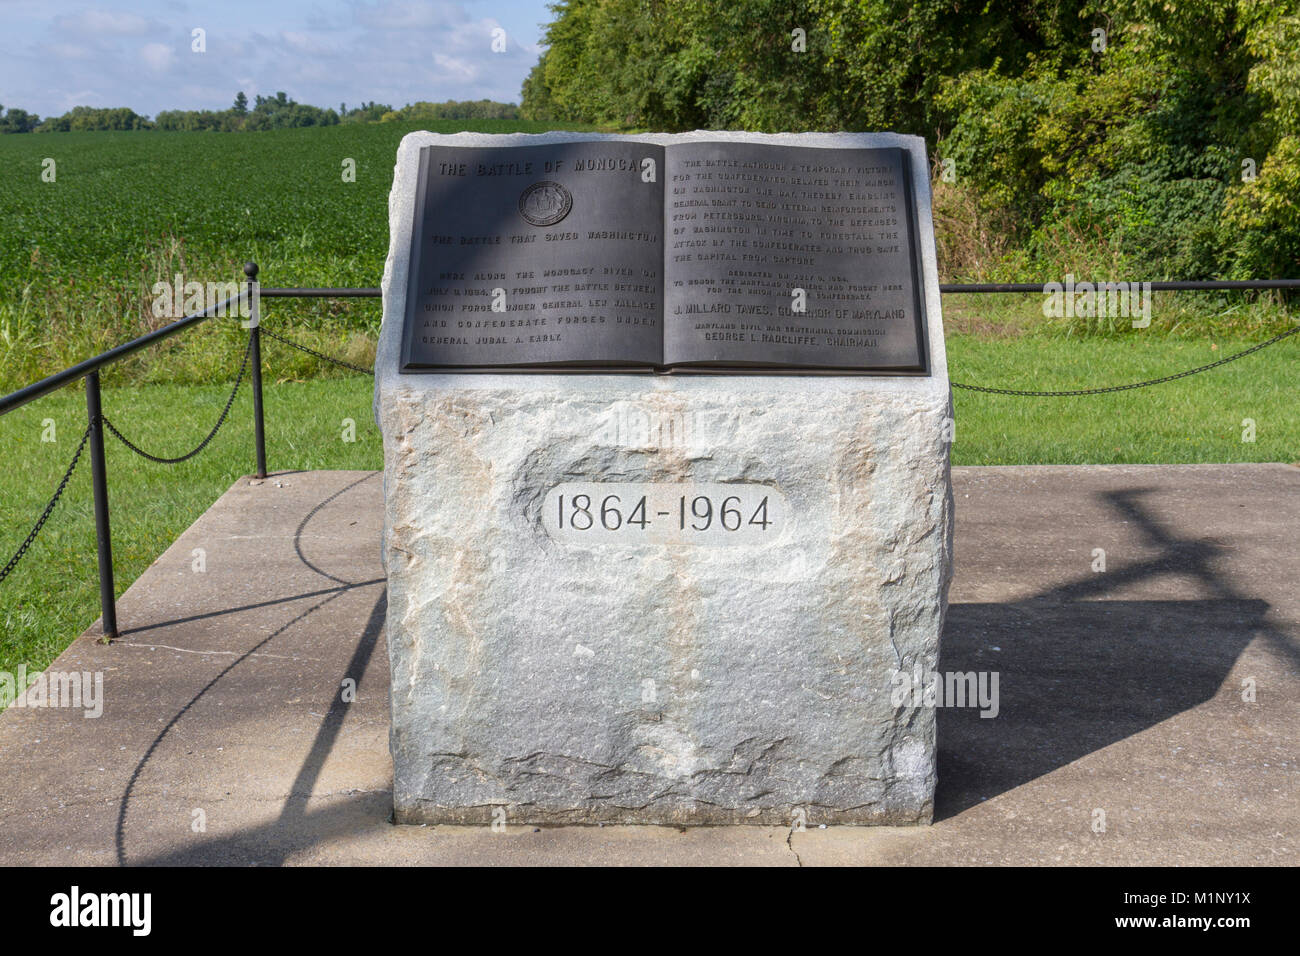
[786, 827, 803, 867]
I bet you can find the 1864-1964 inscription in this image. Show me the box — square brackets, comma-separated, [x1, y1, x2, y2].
[400, 138, 930, 374]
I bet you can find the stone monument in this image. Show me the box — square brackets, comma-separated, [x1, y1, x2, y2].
[375, 130, 953, 825]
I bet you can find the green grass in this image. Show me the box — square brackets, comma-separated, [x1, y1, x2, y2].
[1, 372, 381, 680]
[2, 328, 1296, 680]
[1, 122, 1296, 688]
[941, 289, 1295, 341]
[948, 333, 1298, 464]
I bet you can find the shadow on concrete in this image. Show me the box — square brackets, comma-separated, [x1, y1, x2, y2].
[936, 486, 1286, 820]
[126, 591, 388, 866]
[117, 579, 385, 638]
[116, 472, 383, 866]
[117, 479, 1287, 861]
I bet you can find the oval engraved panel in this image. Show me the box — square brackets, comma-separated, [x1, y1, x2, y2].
[542, 482, 788, 547]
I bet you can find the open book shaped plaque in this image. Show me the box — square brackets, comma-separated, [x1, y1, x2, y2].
[399, 138, 930, 374]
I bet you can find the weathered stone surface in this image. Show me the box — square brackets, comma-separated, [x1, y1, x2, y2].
[376, 131, 953, 825]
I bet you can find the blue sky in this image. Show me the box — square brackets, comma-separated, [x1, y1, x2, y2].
[0, 0, 556, 117]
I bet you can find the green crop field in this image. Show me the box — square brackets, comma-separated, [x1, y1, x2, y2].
[1, 118, 1294, 390]
[0, 119, 598, 390]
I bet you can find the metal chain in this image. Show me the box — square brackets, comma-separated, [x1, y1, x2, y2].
[0, 420, 93, 584]
[259, 320, 1294, 392]
[952, 325, 1299, 396]
[102, 336, 253, 463]
[260, 325, 375, 376]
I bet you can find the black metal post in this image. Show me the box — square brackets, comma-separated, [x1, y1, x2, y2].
[245, 261, 267, 479]
[85, 371, 117, 639]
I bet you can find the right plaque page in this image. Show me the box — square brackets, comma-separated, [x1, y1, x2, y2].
[662, 141, 928, 371]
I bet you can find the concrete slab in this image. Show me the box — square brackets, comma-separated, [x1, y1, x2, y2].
[0, 464, 1295, 865]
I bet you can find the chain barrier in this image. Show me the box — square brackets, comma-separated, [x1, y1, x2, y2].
[260, 319, 1296, 393]
[0, 420, 93, 584]
[4, 314, 1293, 585]
[260, 325, 374, 376]
[260, 321, 1299, 393]
[951, 325, 1299, 396]
[102, 336, 253, 463]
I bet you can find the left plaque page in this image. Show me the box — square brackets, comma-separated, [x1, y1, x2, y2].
[400, 142, 666, 370]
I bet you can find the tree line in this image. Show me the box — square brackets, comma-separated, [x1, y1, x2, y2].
[0, 93, 520, 134]
[520, 0, 1299, 280]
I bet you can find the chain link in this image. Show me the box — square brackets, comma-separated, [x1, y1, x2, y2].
[259, 325, 375, 376]
[952, 325, 1299, 396]
[102, 336, 253, 463]
[0, 420, 93, 584]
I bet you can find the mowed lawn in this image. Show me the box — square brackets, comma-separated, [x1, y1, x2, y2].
[0, 122, 1296, 679]
[949, 333, 1297, 464]
[1, 370, 381, 679]
[2, 327, 1296, 677]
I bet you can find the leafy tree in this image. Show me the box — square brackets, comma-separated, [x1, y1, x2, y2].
[37, 106, 152, 131]
[0, 106, 41, 133]
[521, 0, 1298, 278]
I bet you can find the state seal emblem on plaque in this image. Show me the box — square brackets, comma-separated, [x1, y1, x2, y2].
[518, 181, 573, 227]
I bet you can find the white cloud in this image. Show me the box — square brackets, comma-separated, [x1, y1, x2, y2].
[280, 31, 336, 55]
[2, 0, 549, 116]
[353, 0, 469, 31]
[431, 52, 478, 82]
[74, 10, 155, 36]
[60, 89, 104, 110]
[140, 42, 176, 72]
[46, 42, 94, 61]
